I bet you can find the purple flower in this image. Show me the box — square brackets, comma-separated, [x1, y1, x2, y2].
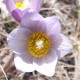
[5, 0, 42, 22]
[7, 12, 72, 76]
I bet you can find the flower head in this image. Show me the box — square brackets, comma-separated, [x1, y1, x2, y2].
[5, 0, 42, 22]
[7, 12, 72, 76]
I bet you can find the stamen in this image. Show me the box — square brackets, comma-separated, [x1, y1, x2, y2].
[16, 2, 25, 8]
[36, 40, 44, 49]
[16, 1, 30, 8]
[28, 32, 51, 57]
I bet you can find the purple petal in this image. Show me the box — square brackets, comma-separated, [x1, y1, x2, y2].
[57, 34, 73, 58]
[5, 0, 16, 12]
[7, 27, 32, 54]
[11, 9, 22, 22]
[30, 0, 42, 12]
[21, 11, 43, 28]
[33, 50, 58, 76]
[49, 34, 62, 49]
[14, 54, 34, 72]
[25, 20, 47, 33]
[37, 20, 47, 33]
[44, 16, 61, 35]
[12, 8, 32, 22]
[13, 0, 23, 3]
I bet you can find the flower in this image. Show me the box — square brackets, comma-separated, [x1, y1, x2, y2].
[5, 0, 42, 22]
[7, 12, 72, 76]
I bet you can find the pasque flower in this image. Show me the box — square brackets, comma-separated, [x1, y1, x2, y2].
[7, 11, 72, 76]
[5, 0, 42, 22]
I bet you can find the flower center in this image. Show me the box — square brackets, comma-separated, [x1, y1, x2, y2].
[28, 32, 51, 57]
[16, 1, 30, 8]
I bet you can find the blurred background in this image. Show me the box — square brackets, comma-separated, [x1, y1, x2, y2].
[0, 0, 80, 80]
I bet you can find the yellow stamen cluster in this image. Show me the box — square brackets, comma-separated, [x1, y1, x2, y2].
[16, 2, 25, 8]
[28, 32, 51, 57]
[16, 1, 30, 8]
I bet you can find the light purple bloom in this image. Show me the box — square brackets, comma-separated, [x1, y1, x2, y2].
[7, 12, 72, 76]
[5, 0, 42, 22]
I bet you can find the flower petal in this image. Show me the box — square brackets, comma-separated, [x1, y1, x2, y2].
[12, 8, 32, 22]
[33, 50, 58, 76]
[21, 11, 43, 28]
[57, 34, 73, 58]
[30, 0, 42, 12]
[37, 20, 47, 33]
[14, 0, 23, 3]
[11, 9, 22, 22]
[7, 27, 32, 54]
[24, 20, 47, 33]
[14, 54, 34, 72]
[5, 0, 16, 12]
[44, 16, 61, 35]
[49, 34, 62, 49]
